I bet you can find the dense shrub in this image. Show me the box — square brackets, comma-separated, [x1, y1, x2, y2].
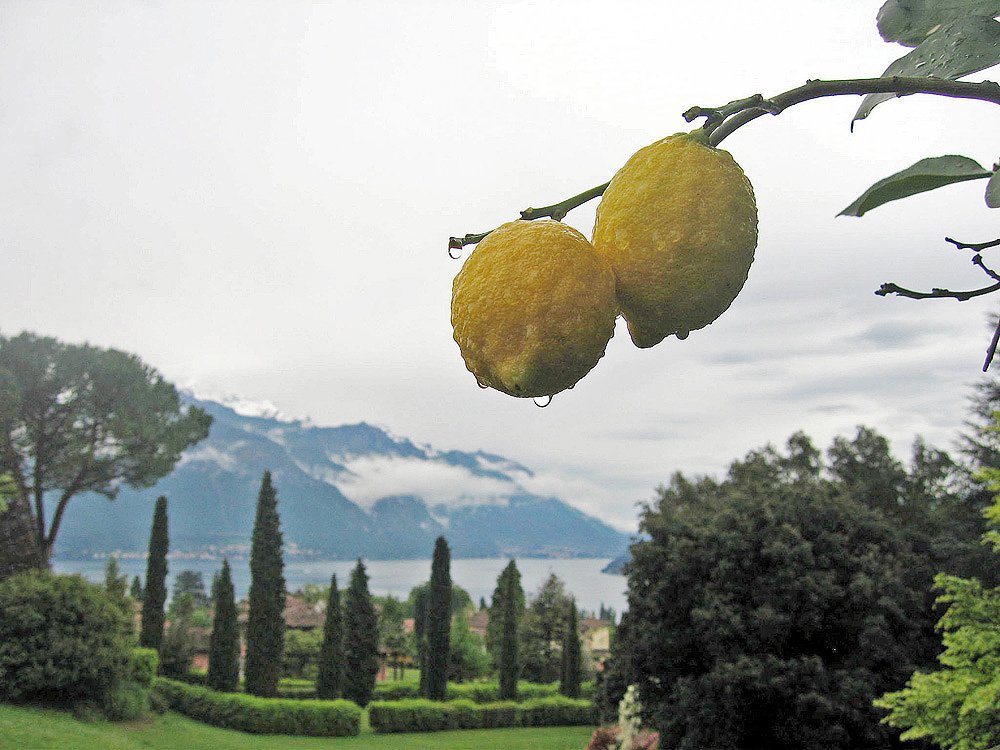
[368, 695, 597, 733]
[153, 677, 361, 736]
[0, 570, 134, 706]
[99, 681, 150, 721]
[130, 648, 159, 687]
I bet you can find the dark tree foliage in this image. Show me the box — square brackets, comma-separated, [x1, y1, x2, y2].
[377, 594, 409, 681]
[129, 575, 143, 602]
[425, 536, 452, 700]
[174, 570, 210, 609]
[207, 558, 239, 693]
[316, 572, 344, 699]
[343, 558, 379, 706]
[560, 598, 582, 698]
[520, 572, 572, 684]
[139, 495, 169, 651]
[103, 555, 130, 611]
[489, 559, 524, 700]
[595, 609, 635, 723]
[244, 471, 286, 697]
[407, 580, 473, 616]
[0, 471, 43, 580]
[607, 429, 974, 750]
[159, 592, 196, 678]
[0, 331, 211, 562]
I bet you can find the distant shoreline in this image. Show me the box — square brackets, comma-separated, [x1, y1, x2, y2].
[53, 556, 628, 617]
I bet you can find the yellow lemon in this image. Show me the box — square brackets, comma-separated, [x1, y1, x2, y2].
[592, 133, 757, 348]
[451, 219, 618, 398]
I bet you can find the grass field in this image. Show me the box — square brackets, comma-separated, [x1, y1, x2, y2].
[0, 703, 595, 750]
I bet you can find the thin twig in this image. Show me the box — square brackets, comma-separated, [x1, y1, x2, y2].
[450, 77, 1000, 252]
[984, 317, 1000, 371]
[946, 236, 1000, 252]
[973, 254, 1000, 282]
[875, 281, 1000, 301]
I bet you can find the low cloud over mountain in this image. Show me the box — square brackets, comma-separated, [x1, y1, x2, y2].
[53, 395, 630, 560]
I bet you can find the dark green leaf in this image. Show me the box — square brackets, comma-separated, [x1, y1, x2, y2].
[854, 16, 1000, 123]
[839, 155, 990, 217]
[986, 169, 1000, 207]
[877, 0, 1000, 47]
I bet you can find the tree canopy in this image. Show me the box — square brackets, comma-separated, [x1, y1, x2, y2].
[0, 331, 211, 562]
[604, 426, 993, 750]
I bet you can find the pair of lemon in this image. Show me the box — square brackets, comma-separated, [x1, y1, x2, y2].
[451, 133, 758, 399]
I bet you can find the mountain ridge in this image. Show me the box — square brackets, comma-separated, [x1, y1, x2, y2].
[52, 395, 630, 561]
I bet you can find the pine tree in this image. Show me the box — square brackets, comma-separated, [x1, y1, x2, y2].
[103, 554, 129, 611]
[130, 575, 143, 602]
[244, 471, 286, 697]
[207, 558, 239, 692]
[560, 597, 582, 698]
[425, 536, 452, 700]
[139, 495, 168, 651]
[160, 592, 196, 677]
[343, 558, 379, 706]
[494, 560, 523, 700]
[316, 572, 344, 699]
[520, 572, 572, 683]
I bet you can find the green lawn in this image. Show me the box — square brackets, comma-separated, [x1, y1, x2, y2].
[0, 703, 595, 750]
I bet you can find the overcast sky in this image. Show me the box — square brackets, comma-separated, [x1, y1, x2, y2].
[4, 1, 1000, 534]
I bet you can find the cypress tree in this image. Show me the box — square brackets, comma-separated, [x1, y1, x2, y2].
[316, 572, 344, 699]
[343, 558, 379, 706]
[244, 471, 286, 697]
[139, 495, 168, 651]
[207, 558, 239, 692]
[560, 597, 582, 698]
[496, 560, 523, 700]
[425, 536, 451, 700]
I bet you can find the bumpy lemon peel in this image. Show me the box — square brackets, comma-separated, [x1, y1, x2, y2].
[451, 219, 618, 398]
[592, 133, 758, 348]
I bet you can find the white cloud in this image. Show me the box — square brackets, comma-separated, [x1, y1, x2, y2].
[178, 444, 241, 472]
[331, 455, 518, 514]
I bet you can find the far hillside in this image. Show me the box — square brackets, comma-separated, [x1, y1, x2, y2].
[53, 395, 631, 561]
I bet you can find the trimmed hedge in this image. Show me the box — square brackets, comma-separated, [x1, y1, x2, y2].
[362, 679, 594, 703]
[153, 677, 361, 736]
[270, 676, 596, 704]
[368, 695, 597, 734]
[518, 696, 597, 727]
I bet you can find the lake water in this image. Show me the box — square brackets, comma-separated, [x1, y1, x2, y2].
[52, 557, 629, 617]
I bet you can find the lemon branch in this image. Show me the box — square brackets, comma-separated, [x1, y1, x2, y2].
[449, 77, 1000, 253]
[695, 77, 1000, 146]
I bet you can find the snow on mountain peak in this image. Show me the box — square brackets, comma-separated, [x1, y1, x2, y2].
[183, 387, 311, 425]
